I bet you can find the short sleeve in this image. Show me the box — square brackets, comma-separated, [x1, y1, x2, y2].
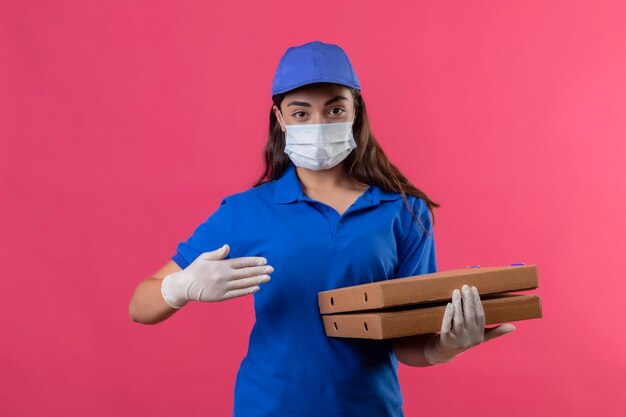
[171, 197, 232, 269]
[393, 197, 438, 279]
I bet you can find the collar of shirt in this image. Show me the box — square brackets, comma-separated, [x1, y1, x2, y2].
[273, 163, 403, 207]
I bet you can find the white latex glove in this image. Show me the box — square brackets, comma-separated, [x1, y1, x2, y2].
[160, 244, 273, 308]
[424, 284, 516, 364]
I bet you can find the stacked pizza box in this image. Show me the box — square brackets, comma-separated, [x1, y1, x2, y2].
[318, 265, 542, 339]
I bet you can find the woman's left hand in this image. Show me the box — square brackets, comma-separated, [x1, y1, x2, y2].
[424, 284, 516, 364]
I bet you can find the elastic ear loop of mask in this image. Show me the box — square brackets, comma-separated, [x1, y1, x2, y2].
[277, 109, 286, 131]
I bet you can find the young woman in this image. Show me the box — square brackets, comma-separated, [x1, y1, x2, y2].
[129, 40, 515, 417]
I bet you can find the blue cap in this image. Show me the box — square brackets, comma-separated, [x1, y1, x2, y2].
[271, 41, 361, 95]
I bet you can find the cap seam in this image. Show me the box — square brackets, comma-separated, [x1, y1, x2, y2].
[313, 42, 320, 79]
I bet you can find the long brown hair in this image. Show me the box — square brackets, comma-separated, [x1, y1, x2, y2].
[252, 84, 441, 234]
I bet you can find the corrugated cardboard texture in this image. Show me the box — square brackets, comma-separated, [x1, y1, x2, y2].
[318, 265, 538, 314]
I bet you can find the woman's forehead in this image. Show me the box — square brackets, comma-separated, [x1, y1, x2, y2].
[284, 83, 351, 103]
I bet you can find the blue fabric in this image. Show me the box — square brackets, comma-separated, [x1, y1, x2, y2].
[171, 162, 438, 417]
[271, 40, 361, 95]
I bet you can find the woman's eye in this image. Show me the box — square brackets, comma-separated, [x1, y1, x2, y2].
[330, 108, 345, 115]
[292, 111, 306, 118]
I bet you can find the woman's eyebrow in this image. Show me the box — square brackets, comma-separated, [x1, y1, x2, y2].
[324, 96, 348, 106]
[286, 96, 348, 107]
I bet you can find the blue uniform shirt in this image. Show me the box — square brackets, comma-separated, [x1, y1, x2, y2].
[171, 162, 438, 417]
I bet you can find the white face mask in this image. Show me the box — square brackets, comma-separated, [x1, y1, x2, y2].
[277, 110, 357, 171]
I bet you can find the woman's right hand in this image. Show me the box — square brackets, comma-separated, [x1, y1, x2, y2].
[160, 244, 273, 308]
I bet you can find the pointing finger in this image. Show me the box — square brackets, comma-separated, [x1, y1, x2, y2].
[228, 256, 269, 269]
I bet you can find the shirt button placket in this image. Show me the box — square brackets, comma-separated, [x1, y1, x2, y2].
[335, 220, 344, 239]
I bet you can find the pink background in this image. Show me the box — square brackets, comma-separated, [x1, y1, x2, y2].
[1, 1, 624, 416]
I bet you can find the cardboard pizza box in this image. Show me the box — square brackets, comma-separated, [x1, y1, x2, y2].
[321, 293, 542, 339]
[318, 265, 538, 314]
